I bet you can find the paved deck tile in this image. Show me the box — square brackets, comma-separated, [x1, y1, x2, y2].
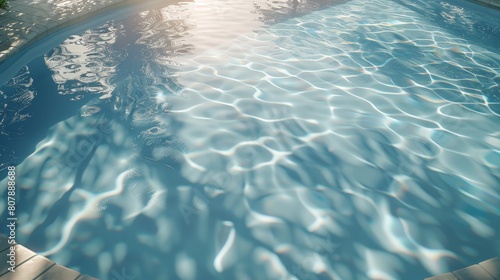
[0, 244, 37, 276]
[425, 272, 459, 280]
[479, 257, 500, 279]
[0, 255, 55, 280]
[452, 264, 495, 280]
[426, 258, 500, 280]
[0, 235, 98, 279]
[34, 264, 81, 280]
[76, 274, 100, 280]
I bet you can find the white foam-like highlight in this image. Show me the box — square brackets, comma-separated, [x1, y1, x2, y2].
[213, 222, 236, 273]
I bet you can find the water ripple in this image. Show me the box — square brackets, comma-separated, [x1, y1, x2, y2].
[0, 0, 499, 279]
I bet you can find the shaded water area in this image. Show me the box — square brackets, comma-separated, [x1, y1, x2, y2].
[1, 0, 499, 279]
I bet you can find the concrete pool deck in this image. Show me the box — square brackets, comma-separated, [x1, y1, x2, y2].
[0, 0, 131, 63]
[0, 234, 98, 279]
[473, 0, 500, 8]
[425, 257, 500, 280]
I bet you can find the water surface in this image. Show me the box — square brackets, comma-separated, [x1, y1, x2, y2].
[0, 0, 499, 279]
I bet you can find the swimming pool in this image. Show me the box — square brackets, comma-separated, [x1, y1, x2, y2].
[0, 0, 499, 279]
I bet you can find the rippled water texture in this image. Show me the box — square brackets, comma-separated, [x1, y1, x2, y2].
[1, 0, 499, 279]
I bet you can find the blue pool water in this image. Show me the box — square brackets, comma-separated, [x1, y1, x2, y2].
[1, 0, 499, 279]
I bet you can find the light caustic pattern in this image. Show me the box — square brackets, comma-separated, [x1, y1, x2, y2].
[170, 1, 500, 279]
[0, 0, 499, 279]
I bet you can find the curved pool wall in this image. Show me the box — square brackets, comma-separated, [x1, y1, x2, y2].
[0, 0, 132, 63]
[0, 0, 184, 87]
[472, 0, 500, 8]
[1, 0, 499, 279]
